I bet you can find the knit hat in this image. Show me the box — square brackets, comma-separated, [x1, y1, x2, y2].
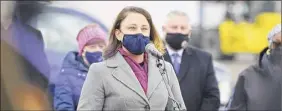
[267, 24, 281, 48]
[77, 24, 107, 56]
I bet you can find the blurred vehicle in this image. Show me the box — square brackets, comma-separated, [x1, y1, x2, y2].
[28, 4, 108, 84]
[213, 61, 233, 108]
[218, 12, 281, 59]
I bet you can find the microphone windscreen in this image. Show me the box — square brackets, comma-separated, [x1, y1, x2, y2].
[145, 43, 163, 57]
[145, 42, 154, 52]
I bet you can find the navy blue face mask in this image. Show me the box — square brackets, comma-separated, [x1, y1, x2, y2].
[85, 51, 103, 65]
[122, 33, 150, 55]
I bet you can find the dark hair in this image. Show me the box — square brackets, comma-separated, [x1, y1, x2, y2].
[103, 6, 165, 59]
[259, 47, 269, 67]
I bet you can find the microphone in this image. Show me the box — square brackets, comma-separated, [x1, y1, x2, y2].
[146, 42, 167, 74]
[145, 42, 163, 58]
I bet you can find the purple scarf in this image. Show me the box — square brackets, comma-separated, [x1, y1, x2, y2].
[118, 48, 148, 94]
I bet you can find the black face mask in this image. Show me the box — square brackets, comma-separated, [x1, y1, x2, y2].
[165, 33, 189, 50]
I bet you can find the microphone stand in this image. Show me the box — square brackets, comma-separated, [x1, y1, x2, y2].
[155, 55, 182, 110]
[156, 56, 170, 85]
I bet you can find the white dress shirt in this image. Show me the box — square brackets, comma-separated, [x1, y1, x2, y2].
[166, 45, 184, 64]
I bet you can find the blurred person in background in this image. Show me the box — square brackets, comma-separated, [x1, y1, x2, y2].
[218, 12, 236, 60]
[77, 6, 186, 110]
[1, 1, 50, 78]
[1, 1, 52, 110]
[162, 10, 220, 111]
[53, 24, 107, 110]
[227, 24, 281, 110]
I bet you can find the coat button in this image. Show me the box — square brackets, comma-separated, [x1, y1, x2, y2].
[144, 105, 150, 110]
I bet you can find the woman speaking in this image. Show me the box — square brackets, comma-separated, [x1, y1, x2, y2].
[77, 6, 186, 110]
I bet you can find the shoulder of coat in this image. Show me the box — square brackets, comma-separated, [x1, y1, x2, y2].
[239, 65, 259, 78]
[88, 61, 111, 77]
[89, 61, 107, 71]
[186, 46, 212, 59]
[163, 61, 174, 75]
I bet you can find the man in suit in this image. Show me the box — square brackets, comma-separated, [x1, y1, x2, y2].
[163, 10, 220, 111]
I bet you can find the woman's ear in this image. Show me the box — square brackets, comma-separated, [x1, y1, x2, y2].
[115, 29, 123, 41]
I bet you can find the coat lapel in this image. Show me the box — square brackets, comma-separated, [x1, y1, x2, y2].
[146, 54, 163, 100]
[164, 51, 172, 64]
[178, 47, 193, 82]
[164, 47, 194, 82]
[106, 52, 149, 104]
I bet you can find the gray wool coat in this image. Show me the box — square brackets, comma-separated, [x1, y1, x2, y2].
[77, 52, 186, 110]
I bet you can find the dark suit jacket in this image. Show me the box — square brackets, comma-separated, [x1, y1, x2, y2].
[164, 46, 220, 111]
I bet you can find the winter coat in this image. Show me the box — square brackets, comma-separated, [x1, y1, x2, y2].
[53, 51, 88, 110]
